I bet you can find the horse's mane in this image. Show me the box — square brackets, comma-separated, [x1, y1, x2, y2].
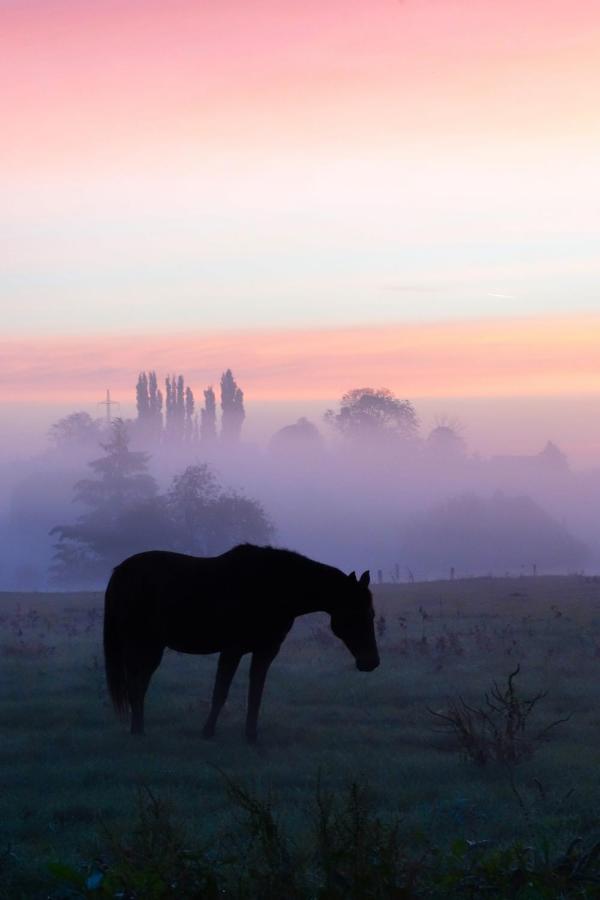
[227, 543, 306, 562]
[225, 544, 341, 577]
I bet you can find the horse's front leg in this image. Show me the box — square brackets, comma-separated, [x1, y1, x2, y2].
[246, 648, 278, 744]
[202, 649, 243, 739]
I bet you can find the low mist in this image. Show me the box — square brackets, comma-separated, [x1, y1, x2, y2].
[0, 378, 597, 592]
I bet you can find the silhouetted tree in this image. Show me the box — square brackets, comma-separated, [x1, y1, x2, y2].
[403, 492, 588, 576]
[136, 371, 163, 441]
[165, 374, 187, 443]
[167, 464, 220, 552]
[325, 388, 418, 441]
[269, 417, 323, 457]
[538, 441, 569, 472]
[166, 464, 273, 555]
[200, 386, 217, 442]
[427, 420, 466, 461]
[208, 491, 273, 553]
[220, 369, 245, 442]
[49, 412, 103, 449]
[184, 386, 197, 443]
[50, 419, 160, 585]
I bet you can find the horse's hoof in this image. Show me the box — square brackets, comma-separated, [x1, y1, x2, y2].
[246, 732, 258, 745]
[202, 726, 215, 740]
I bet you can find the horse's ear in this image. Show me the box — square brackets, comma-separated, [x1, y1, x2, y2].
[359, 570, 370, 587]
[348, 571, 357, 582]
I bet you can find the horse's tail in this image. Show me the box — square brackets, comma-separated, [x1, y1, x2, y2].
[103, 567, 129, 719]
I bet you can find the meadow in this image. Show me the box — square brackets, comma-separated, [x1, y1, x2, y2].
[2, 576, 600, 897]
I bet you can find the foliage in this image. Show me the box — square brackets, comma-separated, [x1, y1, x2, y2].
[220, 369, 245, 442]
[135, 371, 163, 442]
[207, 491, 273, 553]
[324, 387, 418, 442]
[50, 437, 274, 584]
[166, 464, 273, 555]
[427, 421, 466, 460]
[403, 491, 589, 575]
[49, 412, 104, 450]
[48, 786, 219, 899]
[166, 463, 221, 553]
[200, 386, 217, 442]
[50, 420, 159, 586]
[429, 665, 571, 765]
[269, 417, 322, 455]
[47, 777, 600, 899]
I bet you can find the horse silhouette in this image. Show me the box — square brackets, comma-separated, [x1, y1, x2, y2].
[103, 544, 380, 742]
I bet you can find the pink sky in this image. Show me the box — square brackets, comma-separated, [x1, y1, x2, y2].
[2, 314, 599, 402]
[4, 0, 599, 167]
[2, 0, 599, 455]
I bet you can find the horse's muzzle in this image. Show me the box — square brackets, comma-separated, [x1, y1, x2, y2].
[356, 657, 380, 672]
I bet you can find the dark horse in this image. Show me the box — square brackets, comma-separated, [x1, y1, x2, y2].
[104, 544, 380, 742]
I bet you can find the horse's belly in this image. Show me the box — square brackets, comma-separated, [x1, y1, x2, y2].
[163, 614, 242, 655]
[166, 638, 223, 655]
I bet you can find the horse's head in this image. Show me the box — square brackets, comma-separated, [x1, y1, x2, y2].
[330, 570, 380, 672]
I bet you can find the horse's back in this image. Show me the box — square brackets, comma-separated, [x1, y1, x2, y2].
[107, 548, 295, 655]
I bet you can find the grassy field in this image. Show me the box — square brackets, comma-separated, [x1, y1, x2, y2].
[2, 576, 600, 896]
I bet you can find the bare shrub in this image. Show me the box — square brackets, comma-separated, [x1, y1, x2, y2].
[428, 665, 571, 765]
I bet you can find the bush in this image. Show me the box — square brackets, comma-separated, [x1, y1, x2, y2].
[429, 665, 571, 765]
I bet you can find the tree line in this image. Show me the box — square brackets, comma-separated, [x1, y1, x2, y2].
[135, 368, 245, 445]
[50, 419, 272, 587]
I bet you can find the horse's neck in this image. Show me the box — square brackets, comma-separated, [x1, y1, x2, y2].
[287, 568, 339, 618]
[292, 598, 333, 617]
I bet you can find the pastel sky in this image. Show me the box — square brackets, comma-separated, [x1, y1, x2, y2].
[2, 0, 599, 432]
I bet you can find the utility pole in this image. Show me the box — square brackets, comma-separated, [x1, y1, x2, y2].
[98, 389, 120, 425]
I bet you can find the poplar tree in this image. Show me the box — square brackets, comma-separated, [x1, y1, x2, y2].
[220, 369, 245, 442]
[148, 371, 163, 439]
[200, 386, 217, 442]
[185, 386, 196, 443]
[136, 372, 149, 419]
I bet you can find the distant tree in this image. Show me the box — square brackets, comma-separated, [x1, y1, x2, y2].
[136, 371, 163, 441]
[167, 464, 220, 552]
[50, 419, 160, 585]
[165, 374, 187, 443]
[184, 386, 196, 442]
[538, 441, 569, 472]
[148, 371, 163, 437]
[73, 418, 156, 511]
[324, 388, 418, 441]
[208, 492, 273, 553]
[427, 419, 466, 461]
[50, 422, 274, 585]
[165, 375, 174, 434]
[403, 492, 588, 576]
[220, 369, 245, 442]
[269, 417, 323, 456]
[176, 375, 185, 432]
[200, 386, 217, 442]
[136, 372, 149, 419]
[49, 412, 103, 449]
[166, 464, 273, 555]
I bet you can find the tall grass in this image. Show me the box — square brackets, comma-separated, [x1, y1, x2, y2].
[1, 576, 600, 896]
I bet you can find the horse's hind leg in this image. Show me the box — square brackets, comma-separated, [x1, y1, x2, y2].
[246, 648, 278, 744]
[126, 643, 164, 736]
[202, 649, 243, 739]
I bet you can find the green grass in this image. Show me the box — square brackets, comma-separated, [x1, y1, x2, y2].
[2, 576, 600, 896]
